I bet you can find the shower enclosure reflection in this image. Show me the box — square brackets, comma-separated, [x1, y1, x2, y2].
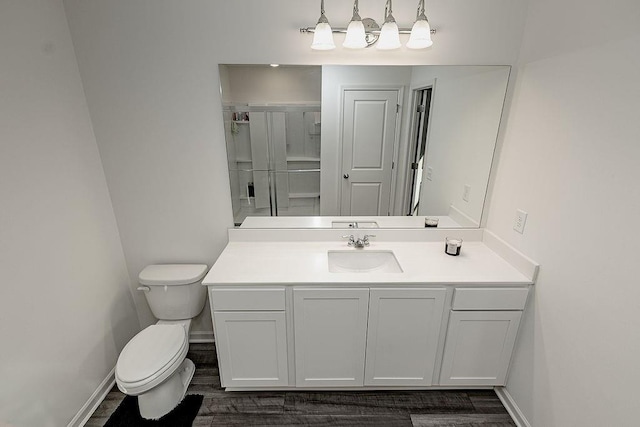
[224, 106, 321, 224]
[220, 65, 323, 225]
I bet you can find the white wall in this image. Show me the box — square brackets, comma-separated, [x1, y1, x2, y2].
[486, 0, 640, 425]
[412, 66, 510, 223]
[63, 0, 529, 332]
[0, 1, 140, 425]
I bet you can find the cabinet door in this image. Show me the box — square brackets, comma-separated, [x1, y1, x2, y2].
[439, 311, 522, 386]
[213, 311, 288, 387]
[364, 288, 446, 386]
[293, 288, 369, 387]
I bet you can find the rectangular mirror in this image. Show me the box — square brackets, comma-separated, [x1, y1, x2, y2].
[219, 65, 510, 229]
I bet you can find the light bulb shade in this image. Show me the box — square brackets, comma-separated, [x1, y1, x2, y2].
[376, 21, 401, 50]
[343, 20, 367, 49]
[311, 22, 336, 50]
[407, 19, 433, 49]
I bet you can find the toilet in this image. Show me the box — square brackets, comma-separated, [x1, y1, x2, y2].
[115, 264, 208, 419]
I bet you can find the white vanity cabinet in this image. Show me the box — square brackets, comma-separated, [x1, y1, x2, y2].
[293, 288, 369, 387]
[208, 285, 530, 390]
[210, 288, 289, 388]
[364, 288, 446, 386]
[439, 288, 529, 386]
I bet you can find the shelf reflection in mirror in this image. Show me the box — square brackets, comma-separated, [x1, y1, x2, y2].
[218, 64, 510, 229]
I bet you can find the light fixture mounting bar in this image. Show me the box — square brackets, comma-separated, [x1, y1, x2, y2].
[300, 27, 436, 35]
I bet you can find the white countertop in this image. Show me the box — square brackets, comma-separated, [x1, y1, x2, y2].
[239, 215, 464, 229]
[203, 240, 533, 286]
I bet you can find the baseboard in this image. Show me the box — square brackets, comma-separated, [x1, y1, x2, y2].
[67, 367, 116, 427]
[190, 330, 215, 343]
[495, 387, 531, 427]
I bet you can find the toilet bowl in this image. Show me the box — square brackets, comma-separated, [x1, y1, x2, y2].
[115, 264, 207, 419]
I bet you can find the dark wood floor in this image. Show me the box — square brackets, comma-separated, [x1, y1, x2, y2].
[87, 343, 515, 426]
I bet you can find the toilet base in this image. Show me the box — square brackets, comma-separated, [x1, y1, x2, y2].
[138, 358, 195, 419]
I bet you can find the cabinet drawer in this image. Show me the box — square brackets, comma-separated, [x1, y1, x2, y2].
[211, 288, 285, 311]
[452, 287, 528, 311]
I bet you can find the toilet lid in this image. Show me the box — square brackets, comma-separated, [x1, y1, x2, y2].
[117, 324, 187, 384]
[139, 264, 208, 286]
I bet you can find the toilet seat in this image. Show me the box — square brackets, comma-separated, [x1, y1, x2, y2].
[116, 324, 189, 395]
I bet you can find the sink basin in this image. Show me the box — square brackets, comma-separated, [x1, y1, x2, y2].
[328, 250, 403, 273]
[331, 221, 379, 229]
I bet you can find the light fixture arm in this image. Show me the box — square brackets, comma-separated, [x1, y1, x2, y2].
[317, 0, 329, 24]
[416, 0, 428, 21]
[384, 0, 396, 24]
[351, 0, 362, 21]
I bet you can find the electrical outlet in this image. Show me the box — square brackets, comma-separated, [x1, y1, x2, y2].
[463, 185, 471, 202]
[514, 209, 528, 234]
[426, 166, 433, 181]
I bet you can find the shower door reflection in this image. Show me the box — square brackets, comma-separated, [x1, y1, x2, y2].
[224, 105, 321, 225]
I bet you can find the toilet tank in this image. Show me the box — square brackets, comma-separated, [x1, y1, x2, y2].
[138, 264, 208, 320]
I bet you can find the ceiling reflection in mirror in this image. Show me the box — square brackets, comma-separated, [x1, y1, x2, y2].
[219, 65, 510, 229]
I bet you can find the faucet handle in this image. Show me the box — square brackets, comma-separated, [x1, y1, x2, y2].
[342, 235, 356, 246]
[363, 235, 376, 246]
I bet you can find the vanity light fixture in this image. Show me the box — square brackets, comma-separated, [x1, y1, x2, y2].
[343, 0, 367, 49]
[301, 0, 436, 50]
[310, 0, 336, 50]
[377, 0, 402, 50]
[407, 0, 433, 49]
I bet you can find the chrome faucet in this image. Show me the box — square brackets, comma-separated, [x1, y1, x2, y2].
[342, 234, 376, 248]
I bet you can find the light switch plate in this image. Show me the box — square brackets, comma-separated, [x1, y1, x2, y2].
[514, 209, 528, 234]
[426, 166, 433, 181]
